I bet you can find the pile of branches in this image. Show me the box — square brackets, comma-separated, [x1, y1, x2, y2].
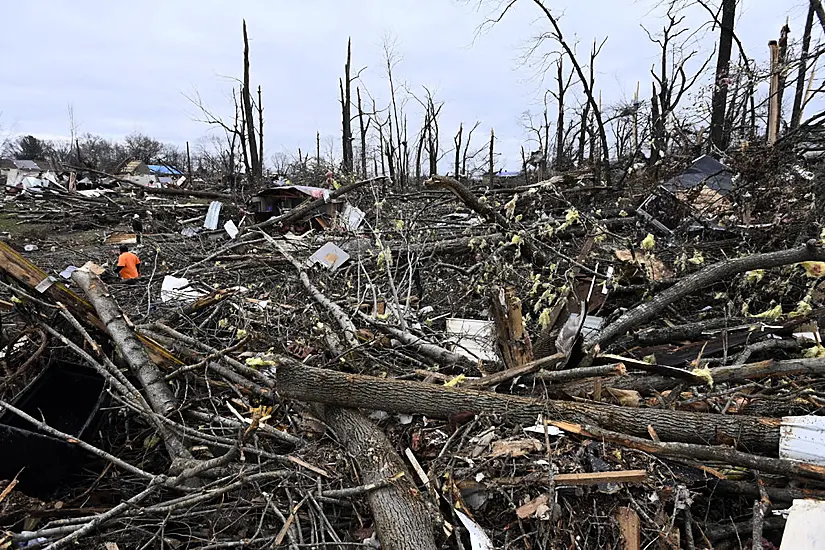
[1, 143, 825, 549]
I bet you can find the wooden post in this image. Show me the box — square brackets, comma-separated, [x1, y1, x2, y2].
[767, 40, 781, 145]
[615, 507, 640, 550]
[489, 286, 534, 369]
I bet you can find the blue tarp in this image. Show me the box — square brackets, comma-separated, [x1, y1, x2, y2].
[148, 165, 183, 176]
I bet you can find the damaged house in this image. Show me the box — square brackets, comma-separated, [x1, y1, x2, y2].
[1, 159, 60, 192]
[118, 160, 183, 188]
[249, 185, 342, 230]
[637, 154, 735, 233]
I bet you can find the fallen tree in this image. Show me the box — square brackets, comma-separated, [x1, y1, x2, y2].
[276, 362, 782, 453]
[71, 267, 193, 464]
[590, 241, 825, 349]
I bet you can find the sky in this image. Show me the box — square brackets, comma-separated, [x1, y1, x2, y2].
[0, 0, 815, 171]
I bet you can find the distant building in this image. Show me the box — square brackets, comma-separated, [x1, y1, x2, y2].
[119, 160, 182, 187]
[1, 159, 59, 191]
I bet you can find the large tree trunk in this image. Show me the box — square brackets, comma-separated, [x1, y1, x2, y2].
[709, 0, 736, 153]
[340, 38, 354, 175]
[318, 406, 438, 550]
[791, 4, 816, 129]
[589, 241, 825, 349]
[276, 363, 781, 454]
[242, 20, 260, 184]
[71, 269, 192, 463]
[357, 87, 368, 177]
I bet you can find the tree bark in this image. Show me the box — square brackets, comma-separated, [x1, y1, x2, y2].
[453, 123, 463, 178]
[276, 363, 782, 453]
[555, 58, 566, 170]
[71, 269, 192, 463]
[242, 20, 260, 185]
[791, 5, 816, 129]
[709, 0, 736, 152]
[488, 128, 495, 184]
[317, 406, 438, 550]
[812, 0, 825, 34]
[572, 356, 825, 395]
[357, 87, 368, 178]
[340, 38, 354, 175]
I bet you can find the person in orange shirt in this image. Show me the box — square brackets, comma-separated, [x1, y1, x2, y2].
[116, 245, 141, 281]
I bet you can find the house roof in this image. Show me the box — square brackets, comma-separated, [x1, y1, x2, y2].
[14, 160, 41, 171]
[663, 155, 733, 195]
[148, 164, 183, 176]
[256, 185, 329, 199]
[121, 160, 146, 175]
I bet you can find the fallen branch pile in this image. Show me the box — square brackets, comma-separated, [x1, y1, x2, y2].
[1, 150, 825, 549]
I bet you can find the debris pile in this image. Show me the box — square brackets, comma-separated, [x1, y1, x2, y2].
[2, 145, 825, 549]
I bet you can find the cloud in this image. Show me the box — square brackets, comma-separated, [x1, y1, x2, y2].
[0, 0, 815, 171]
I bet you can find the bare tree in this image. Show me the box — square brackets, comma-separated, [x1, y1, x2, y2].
[551, 58, 575, 170]
[643, 5, 710, 164]
[462, 122, 482, 178]
[340, 38, 354, 175]
[792, 3, 816, 128]
[357, 87, 371, 177]
[708, 0, 735, 152]
[241, 20, 261, 184]
[453, 123, 463, 178]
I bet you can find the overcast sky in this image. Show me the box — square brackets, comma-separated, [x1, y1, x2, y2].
[0, 0, 814, 170]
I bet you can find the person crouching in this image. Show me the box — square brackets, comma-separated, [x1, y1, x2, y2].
[116, 245, 141, 283]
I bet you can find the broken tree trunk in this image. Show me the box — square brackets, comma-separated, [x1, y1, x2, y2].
[71, 268, 193, 463]
[277, 363, 781, 453]
[590, 241, 825, 349]
[489, 286, 534, 369]
[361, 315, 476, 368]
[317, 406, 438, 550]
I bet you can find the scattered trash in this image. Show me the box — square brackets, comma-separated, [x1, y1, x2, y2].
[224, 220, 239, 239]
[339, 203, 366, 231]
[307, 242, 350, 272]
[516, 494, 553, 520]
[23, 244, 38, 252]
[779, 499, 825, 549]
[445, 318, 497, 362]
[103, 232, 137, 245]
[160, 276, 205, 303]
[455, 510, 495, 550]
[34, 276, 56, 293]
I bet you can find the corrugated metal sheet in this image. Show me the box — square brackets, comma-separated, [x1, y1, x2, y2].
[780, 416, 825, 465]
[204, 201, 223, 230]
